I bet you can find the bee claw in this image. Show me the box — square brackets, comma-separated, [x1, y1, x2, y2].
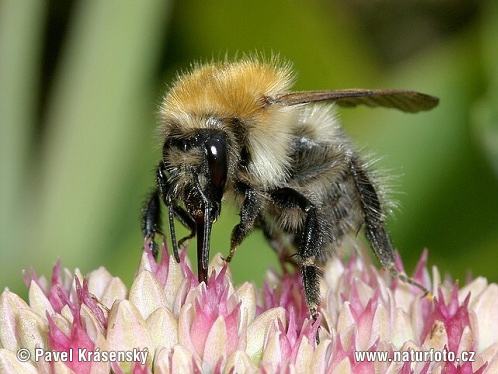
[423, 291, 435, 301]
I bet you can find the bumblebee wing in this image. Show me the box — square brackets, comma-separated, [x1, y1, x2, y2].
[272, 89, 439, 113]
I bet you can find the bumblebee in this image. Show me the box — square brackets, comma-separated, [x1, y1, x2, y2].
[142, 57, 438, 326]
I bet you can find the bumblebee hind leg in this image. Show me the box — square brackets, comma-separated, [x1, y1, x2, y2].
[350, 158, 433, 299]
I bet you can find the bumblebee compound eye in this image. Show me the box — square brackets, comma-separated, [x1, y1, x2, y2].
[204, 134, 228, 202]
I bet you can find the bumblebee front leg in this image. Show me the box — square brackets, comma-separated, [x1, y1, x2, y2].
[142, 162, 196, 261]
[142, 189, 163, 258]
[271, 188, 322, 327]
[225, 184, 261, 263]
[157, 162, 197, 262]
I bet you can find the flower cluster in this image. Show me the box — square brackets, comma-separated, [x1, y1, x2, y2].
[1, 241, 497, 373]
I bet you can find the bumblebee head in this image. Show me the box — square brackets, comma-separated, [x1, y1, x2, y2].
[162, 128, 228, 222]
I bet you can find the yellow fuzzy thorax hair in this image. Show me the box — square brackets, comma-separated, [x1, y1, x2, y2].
[158, 57, 301, 188]
[160, 58, 295, 122]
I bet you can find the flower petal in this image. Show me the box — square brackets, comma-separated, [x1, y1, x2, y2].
[18, 308, 48, 353]
[100, 277, 127, 310]
[49, 312, 72, 338]
[90, 334, 112, 374]
[28, 280, 55, 317]
[0, 290, 28, 350]
[473, 284, 498, 352]
[422, 320, 448, 351]
[331, 356, 352, 374]
[146, 307, 178, 352]
[236, 282, 257, 325]
[246, 307, 285, 362]
[310, 338, 332, 374]
[170, 345, 195, 373]
[0, 349, 38, 374]
[261, 331, 282, 372]
[86, 266, 114, 299]
[130, 270, 167, 320]
[224, 350, 257, 374]
[178, 302, 202, 363]
[202, 316, 227, 373]
[479, 342, 498, 374]
[80, 303, 104, 342]
[164, 264, 190, 315]
[152, 347, 171, 374]
[294, 335, 313, 373]
[106, 300, 153, 371]
[460, 277, 488, 305]
[391, 308, 415, 348]
[52, 360, 76, 374]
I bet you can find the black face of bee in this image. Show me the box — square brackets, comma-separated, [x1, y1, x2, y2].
[150, 128, 230, 282]
[163, 129, 228, 222]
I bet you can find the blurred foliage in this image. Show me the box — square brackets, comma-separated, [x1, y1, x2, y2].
[1, 0, 497, 298]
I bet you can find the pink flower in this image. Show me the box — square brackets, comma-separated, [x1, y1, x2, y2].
[0, 241, 497, 373]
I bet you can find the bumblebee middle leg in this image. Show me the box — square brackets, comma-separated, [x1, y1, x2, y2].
[270, 187, 323, 326]
[225, 184, 262, 263]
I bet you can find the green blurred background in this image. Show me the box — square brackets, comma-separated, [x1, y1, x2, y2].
[1, 0, 497, 298]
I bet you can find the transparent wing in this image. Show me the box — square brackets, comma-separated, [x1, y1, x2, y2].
[272, 89, 439, 113]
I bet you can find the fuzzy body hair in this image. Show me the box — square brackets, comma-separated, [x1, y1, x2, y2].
[158, 58, 389, 263]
